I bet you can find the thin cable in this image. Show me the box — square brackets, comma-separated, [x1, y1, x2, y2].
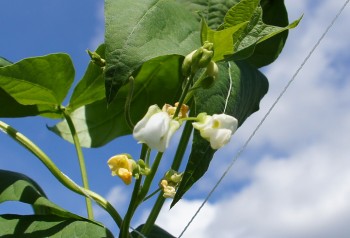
[178, 1, 350, 237]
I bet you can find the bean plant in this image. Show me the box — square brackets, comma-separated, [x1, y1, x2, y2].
[0, 0, 300, 237]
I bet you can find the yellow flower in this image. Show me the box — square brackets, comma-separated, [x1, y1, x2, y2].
[107, 154, 135, 185]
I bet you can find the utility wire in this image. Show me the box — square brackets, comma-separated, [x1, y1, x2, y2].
[178, 0, 350, 237]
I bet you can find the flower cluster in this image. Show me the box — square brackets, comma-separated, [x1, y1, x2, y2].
[107, 154, 150, 185]
[159, 169, 183, 198]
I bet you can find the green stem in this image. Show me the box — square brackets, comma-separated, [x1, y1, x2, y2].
[143, 188, 161, 202]
[119, 173, 142, 238]
[183, 72, 207, 104]
[119, 144, 149, 238]
[137, 152, 163, 205]
[174, 74, 195, 118]
[121, 151, 164, 238]
[0, 120, 123, 227]
[141, 116, 193, 236]
[62, 108, 93, 219]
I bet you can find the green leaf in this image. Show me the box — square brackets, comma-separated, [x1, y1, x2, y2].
[0, 87, 39, 118]
[67, 45, 106, 112]
[131, 224, 175, 238]
[0, 54, 74, 106]
[201, 19, 248, 62]
[0, 56, 12, 67]
[223, 0, 301, 61]
[172, 61, 269, 206]
[0, 57, 59, 118]
[51, 55, 184, 148]
[0, 214, 113, 238]
[0, 169, 80, 219]
[104, 0, 200, 103]
[247, 0, 291, 67]
[176, 0, 238, 29]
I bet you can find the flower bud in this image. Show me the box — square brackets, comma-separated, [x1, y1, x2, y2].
[182, 41, 214, 76]
[159, 169, 183, 198]
[87, 49, 105, 68]
[182, 50, 196, 77]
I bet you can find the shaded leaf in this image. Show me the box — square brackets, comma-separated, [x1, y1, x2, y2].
[51, 55, 184, 148]
[0, 88, 40, 118]
[131, 224, 175, 238]
[67, 45, 106, 112]
[0, 214, 113, 238]
[0, 54, 74, 106]
[172, 61, 269, 206]
[0, 169, 81, 219]
[104, 0, 200, 103]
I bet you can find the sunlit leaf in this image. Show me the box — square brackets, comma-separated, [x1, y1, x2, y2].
[0, 54, 74, 106]
[201, 19, 248, 62]
[104, 0, 200, 103]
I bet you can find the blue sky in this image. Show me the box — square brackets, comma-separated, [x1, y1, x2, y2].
[1, 1, 350, 238]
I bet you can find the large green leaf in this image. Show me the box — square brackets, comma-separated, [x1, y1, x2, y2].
[0, 54, 74, 106]
[172, 60, 269, 206]
[51, 55, 184, 148]
[67, 45, 106, 112]
[176, 0, 238, 29]
[0, 170, 80, 219]
[0, 214, 113, 238]
[104, 0, 200, 104]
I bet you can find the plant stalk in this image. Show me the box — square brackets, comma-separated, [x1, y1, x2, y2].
[119, 144, 149, 238]
[62, 109, 94, 219]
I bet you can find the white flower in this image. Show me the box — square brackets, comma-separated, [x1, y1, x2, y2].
[192, 113, 238, 149]
[133, 105, 180, 152]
